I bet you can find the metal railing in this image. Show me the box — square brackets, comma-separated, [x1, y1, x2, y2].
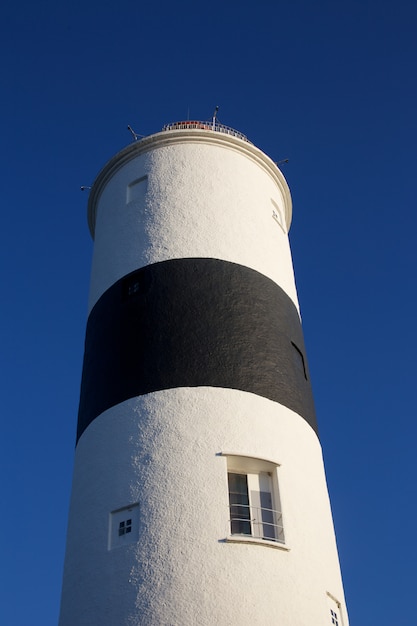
[162, 120, 250, 142]
[228, 504, 285, 543]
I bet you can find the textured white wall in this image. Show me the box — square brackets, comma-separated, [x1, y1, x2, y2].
[87, 133, 298, 313]
[60, 388, 348, 626]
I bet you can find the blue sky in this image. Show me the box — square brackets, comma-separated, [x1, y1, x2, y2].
[1, 0, 416, 624]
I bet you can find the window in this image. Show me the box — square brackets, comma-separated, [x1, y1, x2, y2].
[271, 198, 286, 232]
[118, 518, 132, 536]
[291, 341, 307, 380]
[327, 592, 344, 626]
[225, 455, 284, 544]
[228, 473, 251, 535]
[109, 503, 139, 550]
[127, 175, 147, 204]
[122, 270, 152, 300]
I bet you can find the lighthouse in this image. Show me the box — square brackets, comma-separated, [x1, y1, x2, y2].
[59, 119, 349, 625]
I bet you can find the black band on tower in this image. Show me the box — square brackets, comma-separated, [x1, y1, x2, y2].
[76, 258, 317, 442]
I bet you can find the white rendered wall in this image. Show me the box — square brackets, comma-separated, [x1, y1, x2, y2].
[60, 388, 348, 626]
[60, 130, 348, 626]
[87, 131, 298, 313]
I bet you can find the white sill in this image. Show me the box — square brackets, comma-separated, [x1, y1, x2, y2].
[225, 535, 290, 551]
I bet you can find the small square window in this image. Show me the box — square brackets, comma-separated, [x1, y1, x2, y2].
[109, 505, 139, 550]
[118, 518, 133, 536]
[122, 271, 152, 300]
[327, 593, 343, 626]
[271, 198, 286, 232]
[127, 175, 148, 204]
[330, 609, 339, 626]
[128, 282, 141, 296]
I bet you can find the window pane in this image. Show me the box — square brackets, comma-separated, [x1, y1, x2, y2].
[259, 490, 276, 540]
[228, 473, 251, 535]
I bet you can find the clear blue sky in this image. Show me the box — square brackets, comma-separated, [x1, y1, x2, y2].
[1, 0, 416, 624]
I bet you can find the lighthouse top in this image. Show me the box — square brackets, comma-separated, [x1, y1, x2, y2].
[162, 120, 250, 142]
[87, 121, 292, 237]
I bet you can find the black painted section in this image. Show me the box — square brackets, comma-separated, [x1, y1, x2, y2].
[77, 258, 317, 442]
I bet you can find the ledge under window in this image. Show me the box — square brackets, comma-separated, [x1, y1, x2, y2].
[224, 535, 290, 551]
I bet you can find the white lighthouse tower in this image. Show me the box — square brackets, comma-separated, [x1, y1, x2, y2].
[59, 119, 349, 626]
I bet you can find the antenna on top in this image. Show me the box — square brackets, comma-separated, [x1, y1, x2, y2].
[212, 105, 219, 130]
[275, 159, 289, 167]
[127, 125, 144, 141]
[80, 186, 91, 191]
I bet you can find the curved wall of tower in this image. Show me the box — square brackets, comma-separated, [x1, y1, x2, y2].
[59, 128, 349, 626]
